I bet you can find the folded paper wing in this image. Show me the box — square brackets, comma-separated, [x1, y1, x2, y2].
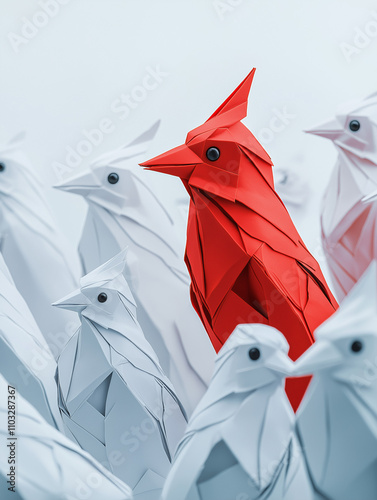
[0, 253, 62, 430]
[55, 250, 188, 498]
[55, 122, 215, 416]
[306, 93, 377, 301]
[294, 262, 377, 500]
[0, 133, 81, 356]
[141, 69, 338, 411]
[162, 324, 314, 500]
[0, 373, 133, 500]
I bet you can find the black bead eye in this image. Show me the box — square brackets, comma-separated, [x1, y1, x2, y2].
[107, 173, 119, 184]
[248, 347, 261, 361]
[206, 147, 220, 162]
[351, 340, 363, 353]
[97, 293, 107, 303]
[0, 163, 6, 172]
[349, 120, 360, 132]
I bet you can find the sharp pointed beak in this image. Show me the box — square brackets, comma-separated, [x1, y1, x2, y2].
[267, 351, 295, 375]
[140, 143, 198, 179]
[293, 341, 342, 376]
[52, 289, 90, 312]
[305, 118, 342, 139]
[53, 169, 101, 195]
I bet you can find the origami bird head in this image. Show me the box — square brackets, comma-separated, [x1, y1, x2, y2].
[213, 323, 294, 393]
[53, 249, 137, 329]
[0, 132, 45, 198]
[54, 121, 160, 211]
[306, 92, 377, 165]
[141, 69, 274, 202]
[294, 262, 377, 388]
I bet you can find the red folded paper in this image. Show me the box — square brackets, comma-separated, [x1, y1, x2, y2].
[141, 69, 338, 410]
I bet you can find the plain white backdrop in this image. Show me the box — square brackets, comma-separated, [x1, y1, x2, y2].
[1, 0, 377, 288]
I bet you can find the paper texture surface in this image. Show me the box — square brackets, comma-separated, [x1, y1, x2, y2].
[55, 250, 188, 499]
[141, 69, 338, 410]
[162, 323, 313, 500]
[55, 122, 215, 415]
[0, 133, 81, 357]
[295, 262, 377, 500]
[0, 252, 62, 430]
[307, 94, 377, 301]
[0, 374, 133, 500]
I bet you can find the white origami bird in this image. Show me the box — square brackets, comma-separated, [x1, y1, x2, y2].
[0, 374, 133, 500]
[294, 261, 377, 500]
[54, 250, 188, 499]
[0, 132, 81, 356]
[162, 323, 313, 500]
[307, 93, 377, 300]
[55, 121, 215, 415]
[0, 251, 62, 430]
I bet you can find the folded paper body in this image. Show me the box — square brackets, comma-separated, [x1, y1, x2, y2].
[294, 262, 377, 500]
[0, 252, 62, 431]
[0, 373, 133, 500]
[141, 69, 338, 411]
[55, 250, 188, 499]
[0, 132, 81, 357]
[307, 93, 377, 301]
[2, 71, 375, 500]
[162, 324, 314, 500]
[55, 121, 215, 416]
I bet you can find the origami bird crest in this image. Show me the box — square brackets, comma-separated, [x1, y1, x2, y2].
[53, 249, 137, 328]
[141, 69, 273, 202]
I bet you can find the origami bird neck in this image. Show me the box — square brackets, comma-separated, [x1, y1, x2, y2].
[177, 377, 294, 491]
[85, 192, 186, 281]
[79, 307, 166, 375]
[322, 150, 377, 238]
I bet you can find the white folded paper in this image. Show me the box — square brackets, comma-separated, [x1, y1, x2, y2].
[0, 252, 62, 430]
[162, 323, 314, 500]
[55, 250, 188, 499]
[55, 122, 215, 415]
[0, 374, 133, 500]
[307, 93, 377, 300]
[0, 132, 81, 356]
[295, 261, 377, 500]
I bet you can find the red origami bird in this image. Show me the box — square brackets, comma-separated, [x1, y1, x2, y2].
[141, 69, 338, 410]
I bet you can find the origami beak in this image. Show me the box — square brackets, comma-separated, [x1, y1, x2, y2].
[305, 118, 341, 139]
[54, 169, 101, 195]
[140, 144, 198, 180]
[267, 351, 295, 375]
[52, 289, 90, 312]
[293, 341, 342, 376]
